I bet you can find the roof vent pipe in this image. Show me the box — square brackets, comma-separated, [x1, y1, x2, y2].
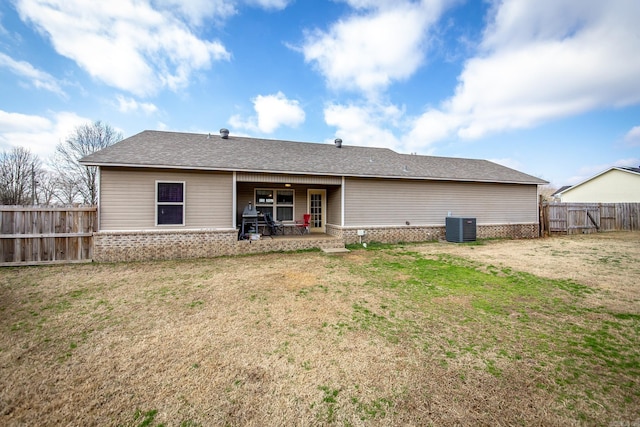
[334, 138, 342, 148]
[220, 128, 229, 139]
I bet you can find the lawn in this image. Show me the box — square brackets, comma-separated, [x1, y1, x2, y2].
[1, 233, 639, 426]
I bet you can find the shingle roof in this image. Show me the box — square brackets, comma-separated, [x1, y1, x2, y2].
[551, 185, 572, 196]
[620, 166, 640, 174]
[80, 130, 547, 185]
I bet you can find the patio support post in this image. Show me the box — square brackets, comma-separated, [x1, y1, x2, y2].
[341, 176, 345, 227]
[232, 171, 237, 229]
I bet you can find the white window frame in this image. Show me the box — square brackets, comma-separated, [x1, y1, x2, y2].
[156, 181, 186, 226]
[255, 188, 294, 222]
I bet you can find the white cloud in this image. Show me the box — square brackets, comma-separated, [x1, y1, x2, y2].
[0, 52, 66, 97]
[228, 114, 255, 133]
[0, 110, 90, 158]
[300, 0, 447, 96]
[230, 92, 305, 134]
[254, 92, 305, 133]
[154, 0, 237, 27]
[245, 0, 291, 10]
[324, 102, 403, 150]
[0, 110, 51, 133]
[153, 0, 292, 25]
[115, 95, 158, 115]
[15, 0, 230, 97]
[405, 108, 463, 151]
[406, 0, 640, 146]
[339, 0, 402, 10]
[624, 126, 640, 147]
[155, 0, 291, 23]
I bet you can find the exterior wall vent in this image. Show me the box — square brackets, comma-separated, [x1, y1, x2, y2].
[220, 128, 229, 139]
[334, 138, 342, 148]
[445, 217, 477, 243]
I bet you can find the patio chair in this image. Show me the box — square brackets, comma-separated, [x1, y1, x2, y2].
[263, 212, 284, 236]
[295, 213, 311, 234]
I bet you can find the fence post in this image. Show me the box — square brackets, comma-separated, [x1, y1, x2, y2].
[539, 196, 546, 237]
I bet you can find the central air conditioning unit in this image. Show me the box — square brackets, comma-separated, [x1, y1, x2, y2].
[446, 217, 476, 243]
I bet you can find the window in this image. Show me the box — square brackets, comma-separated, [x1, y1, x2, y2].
[157, 182, 185, 225]
[255, 188, 294, 221]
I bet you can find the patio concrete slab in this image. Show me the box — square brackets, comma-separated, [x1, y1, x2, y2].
[321, 247, 351, 254]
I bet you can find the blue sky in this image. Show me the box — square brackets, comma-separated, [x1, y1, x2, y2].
[1, 0, 639, 188]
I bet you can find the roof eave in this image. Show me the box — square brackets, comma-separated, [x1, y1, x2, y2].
[82, 161, 546, 185]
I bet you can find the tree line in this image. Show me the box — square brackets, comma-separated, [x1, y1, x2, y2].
[0, 121, 122, 206]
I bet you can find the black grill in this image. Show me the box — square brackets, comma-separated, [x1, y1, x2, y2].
[242, 202, 257, 219]
[239, 202, 258, 239]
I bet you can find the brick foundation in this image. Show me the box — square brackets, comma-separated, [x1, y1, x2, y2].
[327, 223, 539, 244]
[476, 223, 540, 239]
[94, 223, 540, 262]
[93, 229, 346, 262]
[327, 224, 444, 244]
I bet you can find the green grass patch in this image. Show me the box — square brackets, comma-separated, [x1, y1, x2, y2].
[312, 385, 341, 423]
[340, 249, 640, 423]
[133, 409, 163, 427]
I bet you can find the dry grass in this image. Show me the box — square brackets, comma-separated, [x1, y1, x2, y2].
[1, 232, 639, 426]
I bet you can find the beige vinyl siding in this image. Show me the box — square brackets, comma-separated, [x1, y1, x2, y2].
[344, 178, 538, 226]
[236, 183, 255, 222]
[237, 173, 341, 185]
[294, 189, 308, 222]
[326, 186, 342, 225]
[100, 168, 232, 230]
[560, 169, 640, 202]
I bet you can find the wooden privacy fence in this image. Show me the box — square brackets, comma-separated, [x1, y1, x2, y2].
[1, 206, 97, 266]
[541, 202, 640, 235]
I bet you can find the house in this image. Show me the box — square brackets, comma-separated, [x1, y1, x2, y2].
[554, 167, 640, 203]
[550, 185, 572, 202]
[79, 129, 547, 262]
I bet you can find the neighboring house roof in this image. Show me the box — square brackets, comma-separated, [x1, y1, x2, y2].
[551, 185, 572, 196]
[555, 166, 640, 197]
[80, 130, 547, 185]
[620, 166, 640, 174]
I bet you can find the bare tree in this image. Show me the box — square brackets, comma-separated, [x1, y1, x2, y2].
[52, 171, 82, 205]
[35, 169, 62, 206]
[54, 121, 122, 205]
[0, 146, 41, 205]
[539, 184, 559, 202]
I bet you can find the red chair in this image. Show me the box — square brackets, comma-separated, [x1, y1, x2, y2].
[295, 213, 311, 234]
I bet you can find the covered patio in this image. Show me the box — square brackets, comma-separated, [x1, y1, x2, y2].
[234, 173, 342, 239]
